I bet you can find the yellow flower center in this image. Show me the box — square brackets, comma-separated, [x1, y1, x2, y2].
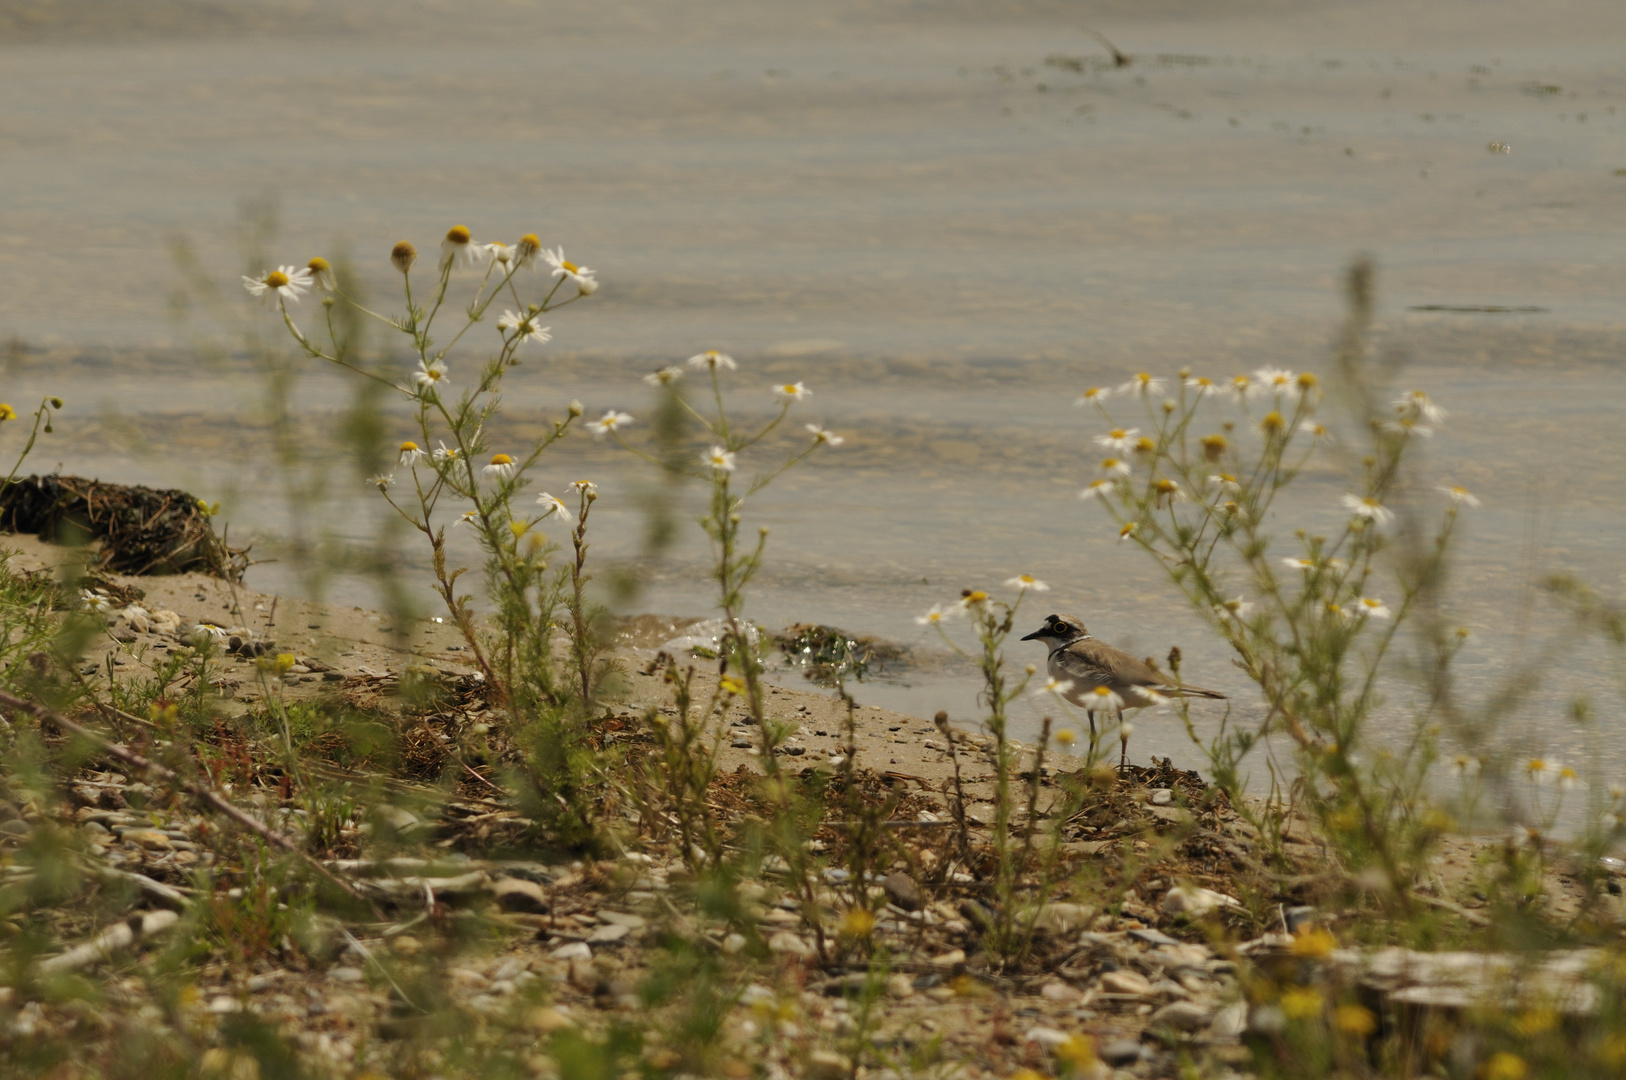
[446, 225, 471, 244]
[1101, 458, 1121, 470]
[562, 260, 579, 273]
[1297, 372, 1318, 389]
[391, 240, 416, 261]
[964, 590, 988, 604]
[1154, 479, 1178, 493]
[1109, 428, 1128, 439]
[509, 520, 528, 538]
[782, 384, 797, 393]
[400, 441, 419, 452]
[1260, 411, 1285, 432]
[490, 453, 513, 466]
[0, 404, 14, 422]
[519, 233, 540, 249]
[264, 271, 289, 288]
[1134, 437, 1156, 452]
[307, 256, 331, 273]
[1090, 686, 1114, 697]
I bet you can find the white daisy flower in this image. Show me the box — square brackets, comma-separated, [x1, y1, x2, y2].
[1282, 557, 1315, 570]
[1451, 755, 1481, 778]
[644, 366, 684, 386]
[1151, 478, 1186, 504]
[543, 247, 598, 294]
[433, 441, 460, 462]
[1357, 597, 1391, 619]
[80, 590, 113, 613]
[1382, 415, 1435, 439]
[369, 474, 394, 490]
[589, 411, 633, 439]
[1099, 458, 1132, 477]
[1034, 676, 1075, 698]
[1558, 766, 1584, 792]
[1083, 685, 1125, 711]
[535, 493, 572, 522]
[914, 603, 964, 626]
[1206, 473, 1241, 494]
[1342, 493, 1394, 524]
[514, 233, 543, 269]
[1218, 596, 1255, 619]
[1080, 479, 1114, 501]
[486, 241, 515, 269]
[483, 453, 516, 481]
[1253, 366, 1299, 399]
[773, 382, 811, 402]
[305, 257, 335, 291]
[1437, 485, 1481, 507]
[192, 622, 231, 641]
[1395, 389, 1447, 425]
[569, 479, 597, 495]
[688, 350, 737, 371]
[1183, 375, 1220, 397]
[497, 310, 551, 347]
[414, 359, 449, 395]
[1526, 758, 1559, 784]
[398, 441, 426, 467]
[1075, 387, 1111, 406]
[1226, 375, 1252, 400]
[1003, 574, 1049, 592]
[705, 446, 737, 472]
[452, 510, 479, 527]
[1117, 372, 1165, 397]
[242, 265, 313, 308]
[439, 225, 487, 272]
[1094, 427, 1140, 454]
[1117, 522, 1137, 543]
[805, 424, 844, 445]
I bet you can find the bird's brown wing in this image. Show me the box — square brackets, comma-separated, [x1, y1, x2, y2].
[1053, 640, 1167, 690]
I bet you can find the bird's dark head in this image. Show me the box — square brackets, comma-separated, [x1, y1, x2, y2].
[1021, 613, 1089, 645]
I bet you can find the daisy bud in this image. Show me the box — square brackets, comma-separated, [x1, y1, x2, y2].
[568, 400, 584, 417]
[1297, 371, 1319, 391]
[390, 241, 417, 275]
[1024, 664, 1036, 675]
[759, 525, 769, 537]
[1260, 411, 1286, 434]
[49, 398, 62, 409]
[1162, 398, 1177, 413]
[322, 297, 334, 308]
[1201, 434, 1227, 461]
[1178, 366, 1191, 379]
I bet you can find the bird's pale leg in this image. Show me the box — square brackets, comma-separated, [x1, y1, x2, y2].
[1086, 710, 1098, 759]
[1117, 709, 1129, 771]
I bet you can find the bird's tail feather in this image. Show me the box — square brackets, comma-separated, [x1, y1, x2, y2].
[1167, 685, 1226, 700]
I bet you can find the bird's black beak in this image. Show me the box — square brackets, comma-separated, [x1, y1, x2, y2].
[1020, 627, 1045, 641]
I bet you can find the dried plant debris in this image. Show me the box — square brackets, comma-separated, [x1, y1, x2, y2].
[0, 473, 246, 578]
[774, 622, 907, 685]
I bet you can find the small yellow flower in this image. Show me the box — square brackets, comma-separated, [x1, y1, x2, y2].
[275, 653, 297, 675]
[1512, 1008, 1557, 1036]
[1134, 436, 1156, 454]
[838, 908, 876, 938]
[0, 403, 15, 422]
[1481, 1052, 1526, 1080]
[509, 519, 529, 538]
[718, 675, 745, 696]
[1291, 927, 1337, 958]
[1055, 1033, 1097, 1068]
[1334, 1003, 1377, 1036]
[1055, 729, 1076, 747]
[961, 590, 989, 606]
[1279, 986, 1324, 1020]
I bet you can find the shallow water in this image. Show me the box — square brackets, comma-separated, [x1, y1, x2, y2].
[4, 0, 1626, 789]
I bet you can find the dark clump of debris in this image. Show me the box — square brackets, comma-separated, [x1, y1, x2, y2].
[774, 622, 907, 685]
[0, 474, 246, 579]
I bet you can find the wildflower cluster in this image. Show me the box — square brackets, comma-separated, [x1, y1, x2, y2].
[1070, 275, 1489, 903]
